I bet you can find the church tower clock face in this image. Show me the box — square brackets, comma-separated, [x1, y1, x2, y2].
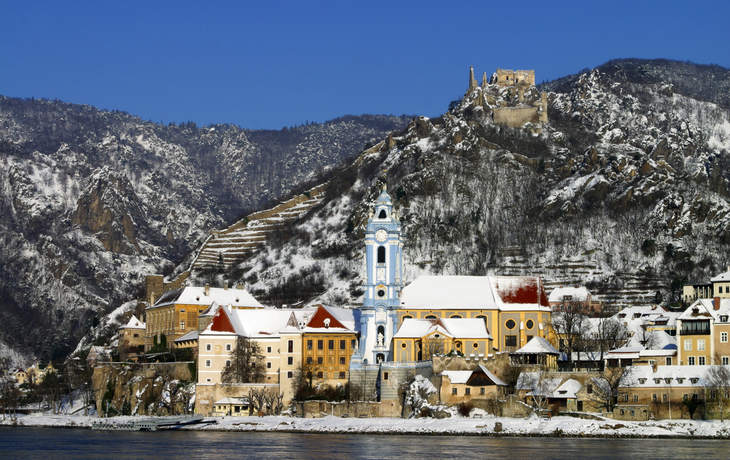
[375, 229, 388, 242]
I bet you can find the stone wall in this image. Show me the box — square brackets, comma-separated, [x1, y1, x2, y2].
[493, 107, 540, 128]
[293, 400, 381, 418]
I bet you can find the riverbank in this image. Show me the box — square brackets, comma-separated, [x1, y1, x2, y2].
[3, 413, 730, 438]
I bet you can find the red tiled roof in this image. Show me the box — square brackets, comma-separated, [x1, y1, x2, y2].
[209, 307, 235, 333]
[306, 306, 347, 330]
[493, 277, 549, 307]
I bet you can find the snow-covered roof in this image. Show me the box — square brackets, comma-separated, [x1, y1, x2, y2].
[552, 379, 582, 399]
[512, 337, 559, 355]
[151, 286, 265, 310]
[441, 370, 472, 384]
[623, 365, 720, 388]
[213, 397, 250, 405]
[120, 315, 145, 329]
[400, 275, 550, 312]
[174, 330, 198, 343]
[442, 364, 507, 386]
[302, 305, 359, 334]
[711, 271, 730, 282]
[548, 286, 590, 303]
[202, 306, 304, 338]
[612, 305, 673, 335]
[680, 298, 730, 322]
[516, 372, 563, 396]
[394, 317, 491, 339]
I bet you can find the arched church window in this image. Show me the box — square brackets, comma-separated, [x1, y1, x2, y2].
[450, 315, 462, 319]
[476, 315, 487, 326]
[377, 246, 386, 264]
[378, 209, 387, 218]
[425, 315, 437, 319]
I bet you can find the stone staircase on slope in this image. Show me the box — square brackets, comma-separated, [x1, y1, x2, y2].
[191, 185, 327, 271]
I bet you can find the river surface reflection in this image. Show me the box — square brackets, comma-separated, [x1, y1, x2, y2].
[1, 427, 728, 459]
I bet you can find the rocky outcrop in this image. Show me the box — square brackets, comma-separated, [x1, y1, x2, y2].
[92, 362, 193, 416]
[71, 168, 145, 255]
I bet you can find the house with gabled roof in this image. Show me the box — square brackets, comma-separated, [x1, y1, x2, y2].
[510, 336, 560, 367]
[392, 317, 492, 362]
[144, 284, 264, 351]
[440, 364, 507, 405]
[118, 315, 145, 360]
[397, 275, 551, 353]
[677, 298, 730, 366]
[301, 305, 360, 387]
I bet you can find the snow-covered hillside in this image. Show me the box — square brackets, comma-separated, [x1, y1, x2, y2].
[209, 60, 730, 315]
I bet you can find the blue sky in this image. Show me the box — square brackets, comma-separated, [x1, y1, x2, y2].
[1, 1, 728, 130]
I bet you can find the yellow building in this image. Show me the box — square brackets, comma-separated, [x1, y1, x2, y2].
[145, 284, 264, 351]
[397, 275, 551, 353]
[118, 315, 146, 360]
[392, 317, 491, 361]
[301, 306, 359, 386]
[677, 299, 730, 366]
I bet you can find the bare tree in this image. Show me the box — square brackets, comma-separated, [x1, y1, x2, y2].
[518, 369, 553, 411]
[248, 387, 270, 416]
[705, 360, 730, 421]
[590, 316, 627, 363]
[552, 302, 590, 368]
[636, 324, 660, 350]
[0, 375, 21, 421]
[589, 365, 635, 413]
[221, 336, 266, 384]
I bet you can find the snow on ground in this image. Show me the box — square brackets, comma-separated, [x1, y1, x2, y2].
[4, 413, 730, 438]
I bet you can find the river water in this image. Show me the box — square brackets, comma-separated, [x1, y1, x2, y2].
[1, 427, 728, 459]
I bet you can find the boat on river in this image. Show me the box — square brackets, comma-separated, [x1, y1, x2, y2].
[91, 415, 212, 431]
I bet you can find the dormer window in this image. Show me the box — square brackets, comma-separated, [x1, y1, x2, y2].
[654, 378, 661, 384]
[324, 318, 331, 328]
[722, 316, 729, 323]
[619, 314, 626, 318]
[677, 378, 685, 384]
[690, 378, 699, 384]
[664, 378, 672, 384]
[639, 378, 647, 384]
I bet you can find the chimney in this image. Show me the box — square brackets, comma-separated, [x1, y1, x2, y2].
[205, 284, 210, 296]
[150, 292, 156, 306]
[652, 363, 658, 373]
[715, 297, 721, 311]
[237, 284, 244, 290]
[224, 283, 228, 291]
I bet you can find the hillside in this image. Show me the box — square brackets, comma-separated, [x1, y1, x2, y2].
[197, 60, 730, 316]
[0, 98, 410, 363]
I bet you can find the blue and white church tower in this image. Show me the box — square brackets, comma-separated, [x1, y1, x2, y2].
[358, 184, 403, 364]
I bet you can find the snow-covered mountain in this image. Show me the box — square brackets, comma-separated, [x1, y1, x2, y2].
[3, 58, 729, 365]
[200, 59, 730, 319]
[0, 98, 410, 363]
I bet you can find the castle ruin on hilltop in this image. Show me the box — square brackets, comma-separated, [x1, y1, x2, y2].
[466, 66, 547, 129]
